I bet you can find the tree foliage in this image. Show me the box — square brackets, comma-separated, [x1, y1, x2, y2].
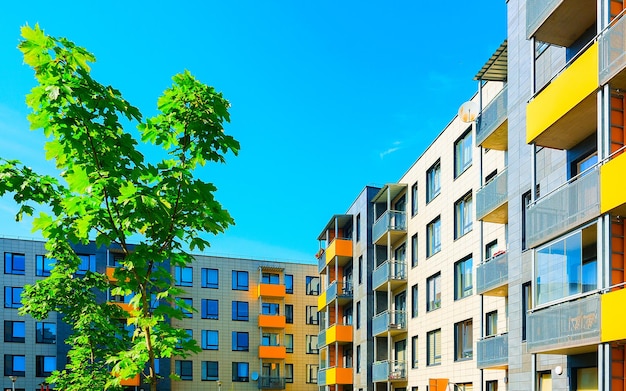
[0, 24, 239, 391]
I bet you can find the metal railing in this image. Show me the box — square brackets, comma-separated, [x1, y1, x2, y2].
[258, 377, 286, 390]
[476, 168, 508, 221]
[372, 310, 407, 336]
[526, 0, 559, 40]
[476, 251, 508, 295]
[599, 9, 626, 84]
[372, 260, 407, 289]
[372, 210, 406, 243]
[477, 333, 508, 368]
[372, 360, 406, 382]
[476, 85, 508, 146]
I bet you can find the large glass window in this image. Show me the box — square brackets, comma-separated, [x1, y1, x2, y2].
[36, 322, 56, 344]
[179, 298, 193, 318]
[454, 128, 472, 177]
[232, 332, 249, 351]
[76, 254, 96, 275]
[454, 192, 473, 238]
[36, 255, 55, 277]
[202, 361, 219, 381]
[306, 306, 318, 325]
[285, 364, 294, 383]
[285, 304, 293, 324]
[232, 270, 249, 291]
[411, 182, 418, 216]
[427, 329, 441, 366]
[262, 303, 279, 315]
[411, 335, 418, 368]
[4, 287, 23, 309]
[305, 276, 319, 295]
[426, 160, 441, 203]
[427, 217, 441, 257]
[262, 273, 279, 284]
[411, 284, 418, 318]
[285, 334, 294, 353]
[285, 274, 294, 294]
[232, 301, 249, 321]
[36, 356, 56, 377]
[232, 362, 249, 382]
[306, 364, 318, 383]
[411, 234, 418, 267]
[427, 273, 441, 311]
[201, 299, 218, 319]
[4, 354, 25, 376]
[175, 266, 193, 287]
[5, 253, 25, 275]
[201, 268, 218, 289]
[4, 321, 25, 343]
[486, 311, 498, 336]
[201, 330, 218, 350]
[306, 335, 318, 354]
[175, 360, 193, 381]
[454, 319, 473, 361]
[454, 255, 473, 300]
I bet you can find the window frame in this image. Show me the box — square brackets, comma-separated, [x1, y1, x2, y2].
[232, 362, 250, 382]
[411, 182, 418, 216]
[36, 322, 56, 344]
[201, 298, 218, 320]
[454, 127, 473, 178]
[36, 355, 57, 377]
[411, 335, 419, 368]
[427, 216, 442, 257]
[411, 283, 418, 318]
[5, 354, 26, 376]
[201, 330, 219, 350]
[426, 160, 441, 203]
[285, 304, 293, 324]
[35, 255, 55, 277]
[285, 334, 294, 353]
[305, 276, 319, 295]
[201, 268, 219, 289]
[427, 329, 441, 366]
[4, 320, 25, 343]
[232, 301, 249, 321]
[411, 233, 418, 267]
[454, 318, 473, 361]
[454, 255, 473, 300]
[4, 286, 23, 309]
[76, 253, 96, 275]
[232, 331, 249, 352]
[232, 270, 249, 291]
[201, 361, 219, 381]
[454, 191, 473, 239]
[426, 273, 441, 311]
[285, 274, 294, 294]
[4, 253, 25, 275]
[175, 266, 193, 287]
[306, 335, 319, 354]
[175, 360, 193, 381]
[306, 305, 318, 325]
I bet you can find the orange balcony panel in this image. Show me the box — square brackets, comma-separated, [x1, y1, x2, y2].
[120, 374, 140, 386]
[326, 239, 353, 265]
[258, 345, 287, 359]
[327, 367, 353, 385]
[106, 267, 117, 282]
[258, 314, 286, 329]
[327, 324, 353, 344]
[110, 302, 135, 315]
[258, 283, 286, 298]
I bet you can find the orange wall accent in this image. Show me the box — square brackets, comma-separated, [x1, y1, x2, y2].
[612, 345, 626, 391]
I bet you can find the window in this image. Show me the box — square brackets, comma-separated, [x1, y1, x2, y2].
[356, 345, 361, 373]
[178, 297, 193, 318]
[201, 330, 218, 350]
[232, 362, 249, 382]
[174, 266, 193, 287]
[427, 329, 441, 366]
[202, 361, 218, 381]
[454, 192, 473, 238]
[262, 332, 280, 346]
[522, 190, 531, 250]
[455, 319, 473, 360]
[411, 234, 418, 267]
[454, 128, 472, 177]
[427, 273, 441, 311]
[5, 354, 25, 376]
[175, 360, 193, 381]
[285, 364, 294, 383]
[306, 305, 318, 325]
[4, 321, 25, 343]
[305, 276, 319, 295]
[522, 282, 532, 341]
[358, 256, 363, 284]
[356, 213, 361, 242]
[285, 304, 293, 324]
[76, 254, 96, 275]
[427, 217, 441, 257]
[306, 364, 318, 383]
[201, 268, 218, 288]
[285, 334, 294, 353]
[232, 270, 248, 290]
[485, 240, 498, 260]
[36, 356, 56, 377]
[262, 302, 279, 315]
[285, 274, 294, 294]
[5, 253, 25, 275]
[262, 272, 279, 284]
[36, 255, 55, 277]
[4, 287, 23, 309]
[411, 284, 418, 318]
[411, 182, 418, 216]
[306, 335, 318, 354]
[232, 331, 249, 351]
[454, 255, 473, 300]
[232, 301, 249, 321]
[201, 299, 218, 319]
[486, 380, 498, 391]
[486, 311, 498, 336]
[411, 335, 419, 368]
[426, 160, 441, 203]
[356, 301, 361, 329]
[36, 322, 56, 344]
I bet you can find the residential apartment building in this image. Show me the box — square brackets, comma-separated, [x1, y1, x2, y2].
[1, 237, 320, 391]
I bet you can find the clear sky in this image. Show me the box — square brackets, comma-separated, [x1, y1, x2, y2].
[0, 1, 506, 264]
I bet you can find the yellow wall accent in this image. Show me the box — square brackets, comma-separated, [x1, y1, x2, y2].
[601, 289, 626, 342]
[318, 291, 327, 310]
[327, 368, 353, 385]
[258, 345, 287, 359]
[600, 152, 626, 214]
[527, 42, 598, 144]
[327, 324, 353, 344]
[257, 283, 286, 298]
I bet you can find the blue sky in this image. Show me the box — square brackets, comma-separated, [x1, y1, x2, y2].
[0, 1, 506, 263]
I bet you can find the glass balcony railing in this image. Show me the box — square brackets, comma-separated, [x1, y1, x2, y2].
[600, 14, 626, 87]
[476, 85, 508, 148]
[477, 333, 508, 369]
[526, 168, 600, 248]
[372, 310, 407, 336]
[372, 360, 406, 382]
[476, 168, 508, 223]
[476, 252, 508, 296]
[526, 0, 559, 39]
[258, 377, 286, 390]
[325, 281, 353, 306]
[372, 260, 407, 290]
[527, 293, 601, 353]
[373, 210, 407, 243]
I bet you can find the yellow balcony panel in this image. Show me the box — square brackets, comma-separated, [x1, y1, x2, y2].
[600, 152, 626, 215]
[327, 367, 353, 385]
[318, 291, 327, 310]
[325, 238, 353, 266]
[327, 324, 353, 345]
[258, 314, 286, 329]
[601, 288, 626, 342]
[258, 345, 287, 359]
[257, 283, 286, 299]
[527, 0, 596, 47]
[527, 42, 599, 150]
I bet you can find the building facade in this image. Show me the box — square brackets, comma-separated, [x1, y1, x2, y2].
[1, 237, 320, 391]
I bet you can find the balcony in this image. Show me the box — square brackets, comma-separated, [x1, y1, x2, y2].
[318, 281, 352, 310]
[526, 42, 599, 150]
[600, 151, 626, 215]
[258, 345, 286, 359]
[258, 315, 286, 329]
[373, 210, 407, 245]
[526, 167, 600, 248]
[600, 14, 626, 89]
[258, 377, 286, 390]
[526, 0, 596, 47]
[527, 293, 600, 354]
[477, 333, 508, 369]
[372, 260, 407, 291]
[372, 360, 407, 383]
[317, 249, 326, 273]
[476, 168, 508, 223]
[476, 252, 508, 296]
[325, 238, 353, 267]
[601, 288, 626, 342]
[476, 85, 508, 150]
[317, 367, 352, 386]
[258, 283, 286, 299]
[372, 310, 406, 337]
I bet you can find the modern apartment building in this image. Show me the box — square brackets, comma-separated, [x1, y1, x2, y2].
[1, 237, 320, 391]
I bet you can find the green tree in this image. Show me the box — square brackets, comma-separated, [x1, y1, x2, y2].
[0, 25, 240, 391]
